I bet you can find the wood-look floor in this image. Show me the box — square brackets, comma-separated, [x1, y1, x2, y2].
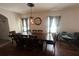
[0, 40, 79, 56]
[0, 41, 54, 56]
[55, 41, 79, 56]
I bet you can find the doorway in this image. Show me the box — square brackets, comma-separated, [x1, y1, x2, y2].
[0, 14, 10, 46]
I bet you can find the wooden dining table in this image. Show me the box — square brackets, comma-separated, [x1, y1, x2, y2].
[12, 32, 55, 51]
[17, 32, 46, 39]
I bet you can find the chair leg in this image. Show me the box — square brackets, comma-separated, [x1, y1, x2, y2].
[53, 44, 55, 55]
[12, 39, 13, 45]
[43, 41, 47, 51]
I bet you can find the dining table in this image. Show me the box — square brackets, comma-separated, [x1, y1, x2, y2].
[17, 32, 46, 39]
[14, 32, 55, 51]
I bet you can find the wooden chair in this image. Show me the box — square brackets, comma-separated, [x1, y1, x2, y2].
[45, 40, 55, 55]
[31, 39, 43, 50]
[9, 31, 26, 48]
[12, 34, 27, 48]
[38, 30, 43, 33]
[9, 31, 16, 45]
[28, 35, 43, 50]
[45, 33, 57, 55]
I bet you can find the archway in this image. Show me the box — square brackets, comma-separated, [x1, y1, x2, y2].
[0, 14, 9, 40]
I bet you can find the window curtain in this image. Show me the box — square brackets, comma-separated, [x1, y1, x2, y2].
[22, 18, 28, 32]
[48, 16, 61, 33]
[55, 16, 61, 33]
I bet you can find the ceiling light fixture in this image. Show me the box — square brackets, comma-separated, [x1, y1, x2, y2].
[27, 3, 42, 25]
[27, 3, 34, 24]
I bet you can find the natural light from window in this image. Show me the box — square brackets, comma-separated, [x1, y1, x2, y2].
[48, 17, 57, 33]
[23, 19, 27, 32]
[51, 17, 57, 33]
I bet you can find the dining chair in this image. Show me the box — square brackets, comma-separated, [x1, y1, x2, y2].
[9, 31, 16, 45]
[45, 33, 56, 55]
[11, 34, 27, 48]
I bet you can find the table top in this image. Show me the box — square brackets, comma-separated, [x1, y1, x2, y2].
[14, 32, 54, 41]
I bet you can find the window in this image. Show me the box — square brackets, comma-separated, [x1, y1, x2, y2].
[47, 16, 61, 40]
[48, 16, 60, 33]
[22, 18, 29, 32]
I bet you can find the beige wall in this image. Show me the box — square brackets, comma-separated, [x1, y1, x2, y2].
[0, 8, 21, 33]
[49, 7, 79, 32]
[0, 5, 78, 35]
[0, 17, 9, 40]
[0, 8, 20, 40]
[21, 7, 79, 32]
[60, 7, 79, 32]
[21, 6, 79, 33]
[21, 12, 49, 33]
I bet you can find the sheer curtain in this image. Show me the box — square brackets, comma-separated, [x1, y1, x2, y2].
[22, 18, 29, 33]
[48, 16, 60, 33]
[47, 16, 60, 40]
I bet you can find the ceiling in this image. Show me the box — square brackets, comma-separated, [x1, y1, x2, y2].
[0, 3, 78, 14]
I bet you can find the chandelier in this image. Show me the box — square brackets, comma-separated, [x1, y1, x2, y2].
[27, 3, 42, 25]
[27, 3, 34, 24]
